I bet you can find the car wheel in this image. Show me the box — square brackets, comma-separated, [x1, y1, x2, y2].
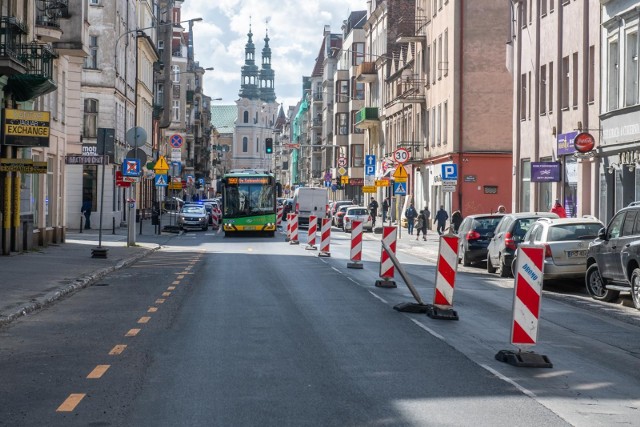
[487, 255, 496, 273]
[499, 255, 511, 278]
[461, 250, 471, 267]
[630, 268, 640, 310]
[511, 257, 518, 276]
[585, 264, 619, 302]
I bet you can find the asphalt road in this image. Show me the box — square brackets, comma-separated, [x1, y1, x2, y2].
[0, 227, 638, 426]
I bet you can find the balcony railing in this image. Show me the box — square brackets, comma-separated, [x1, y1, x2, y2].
[355, 61, 376, 82]
[397, 140, 425, 162]
[312, 117, 322, 127]
[0, 17, 28, 74]
[36, 0, 68, 29]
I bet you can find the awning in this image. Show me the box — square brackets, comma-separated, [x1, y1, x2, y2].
[6, 74, 57, 102]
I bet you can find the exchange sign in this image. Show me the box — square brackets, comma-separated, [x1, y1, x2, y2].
[2, 109, 51, 147]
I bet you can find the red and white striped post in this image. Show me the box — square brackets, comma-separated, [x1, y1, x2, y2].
[285, 213, 292, 242]
[289, 214, 299, 245]
[347, 220, 363, 269]
[495, 244, 552, 368]
[426, 234, 460, 320]
[318, 218, 331, 257]
[276, 205, 283, 229]
[375, 226, 397, 288]
[306, 215, 318, 250]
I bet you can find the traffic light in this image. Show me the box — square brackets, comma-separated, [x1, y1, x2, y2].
[265, 137, 273, 154]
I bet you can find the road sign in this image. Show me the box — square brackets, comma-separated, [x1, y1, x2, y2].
[362, 186, 376, 193]
[375, 180, 390, 187]
[170, 134, 184, 148]
[341, 175, 349, 185]
[393, 148, 410, 164]
[122, 158, 141, 176]
[154, 155, 169, 172]
[393, 182, 407, 195]
[442, 163, 458, 180]
[154, 174, 168, 187]
[393, 164, 408, 182]
[442, 181, 456, 192]
[338, 167, 347, 176]
[171, 148, 181, 162]
[365, 155, 376, 176]
[187, 175, 194, 185]
[337, 157, 347, 167]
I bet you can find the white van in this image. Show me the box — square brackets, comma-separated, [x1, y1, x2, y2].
[293, 187, 329, 226]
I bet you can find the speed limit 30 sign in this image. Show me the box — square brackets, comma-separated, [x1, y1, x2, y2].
[393, 148, 410, 164]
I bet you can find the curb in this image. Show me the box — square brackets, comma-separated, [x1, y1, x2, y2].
[0, 245, 161, 327]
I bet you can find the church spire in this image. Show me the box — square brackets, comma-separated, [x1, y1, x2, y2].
[259, 26, 276, 103]
[239, 19, 260, 100]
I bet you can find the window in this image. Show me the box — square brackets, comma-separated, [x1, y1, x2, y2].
[432, 41, 437, 84]
[352, 78, 364, 100]
[352, 42, 364, 66]
[521, 159, 531, 212]
[528, 72, 532, 119]
[625, 32, 638, 106]
[351, 144, 364, 167]
[431, 107, 436, 147]
[351, 111, 363, 134]
[83, 99, 98, 138]
[521, 0, 527, 27]
[436, 104, 441, 145]
[337, 80, 349, 102]
[84, 36, 98, 69]
[243, 111, 249, 123]
[541, 0, 547, 16]
[550, 0, 554, 12]
[549, 61, 554, 113]
[572, 52, 578, 108]
[520, 73, 527, 120]
[442, 101, 448, 144]
[157, 40, 164, 55]
[438, 34, 443, 79]
[89, 0, 99, 5]
[242, 137, 248, 152]
[425, 45, 431, 83]
[562, 55, 570, 109]
[540, 64, 547, 114]
[336, 113, 348, 135]
[425, 109, 430, 148]
[608, 39, 619, 111]
[443, 29, 448, 77]
[172, 65, 180, 83]
[172, 100, 180, 121]
[256, 137, 259, 152]
[588, 45, 595, 103]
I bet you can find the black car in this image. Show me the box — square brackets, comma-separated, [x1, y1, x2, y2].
[486, 212, 559, 277]
[585, 204, 640, 310]
[456, 214, 504, 266]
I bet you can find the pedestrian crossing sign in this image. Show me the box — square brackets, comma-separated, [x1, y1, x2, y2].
[393, 181, 407, 195]
[154, 174, 168, 187]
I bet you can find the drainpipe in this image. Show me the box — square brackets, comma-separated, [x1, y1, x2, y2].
[457, 1, 464, 212]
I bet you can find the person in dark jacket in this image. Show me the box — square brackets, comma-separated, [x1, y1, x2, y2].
[451, 210, 463, 234]
[434, 205, 449, 235]
[81, 199, 92, 229]
[405, 203, 418, 235]
[368, 197, 379, 227]
[382, 197, 390, 223]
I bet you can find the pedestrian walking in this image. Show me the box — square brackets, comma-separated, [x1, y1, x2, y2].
[368, 197, 379, 227]
[434, 205, 449, 235]
[405, 203, 418, 235]
[382, 197, 390, 223]
[415, 209, 429, 241]
[550, 199, 567, 218]
[81, 199, 92, 230]
[451, 210, 463, 234]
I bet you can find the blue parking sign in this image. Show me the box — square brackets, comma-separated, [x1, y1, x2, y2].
[441, 163, 458, 180]
[365, 155, 376, 176]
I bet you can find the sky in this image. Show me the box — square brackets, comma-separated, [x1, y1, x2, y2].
[181, 0, 367, 111]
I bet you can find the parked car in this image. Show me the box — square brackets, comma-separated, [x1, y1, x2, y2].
[331, 201, 355, 226]
[486, 212, 559, 277]
[456, 214, 504, 266]
[334, 204, 357, 229]
[292, 187, 329, 226]
[585, 204, 640, 309]
[177, 205, 209, 231]
[343, 207, 373, 232]
[510, 217, 603, 282]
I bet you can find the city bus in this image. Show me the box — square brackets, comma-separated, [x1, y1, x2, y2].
[221, 169, 277, 236]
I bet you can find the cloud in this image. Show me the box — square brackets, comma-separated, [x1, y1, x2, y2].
[181, 0, 366, 109]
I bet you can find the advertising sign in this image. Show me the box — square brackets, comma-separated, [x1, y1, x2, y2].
[557, 131, 578, 156]
[2, 109, 50, 147]
[531, 162, 561, 182]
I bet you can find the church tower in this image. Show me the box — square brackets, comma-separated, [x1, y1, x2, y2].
[259, 30, 276, 103]
[239, 25, 260, 100]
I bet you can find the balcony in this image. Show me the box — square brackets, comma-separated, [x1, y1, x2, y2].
[312, 92, 323, 102]
[389, 74, 426, 105]
[396, 15, 429, 43]
[0, 17, 29, 76]
[312, 117, 322, 128]
[355, 61, 377, 83]
[397, 140, 425, 162]
[186, 89, 194, 103]
[354, 107, 379, 130]
[35, 0, 68, 42]
[152, 104, 164, 120]
[6, 43, 58, 101]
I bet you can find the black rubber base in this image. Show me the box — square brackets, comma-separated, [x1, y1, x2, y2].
[289, 240, 300, 245]
[426, 304, 459, 320]
[495, 350, 553, 368]
[91, 247, 109, 259]
[318, 252, 331, 257]
[305, 245, 317, 251]
[375, 279, 397, 288]
[347, 262, 363, 269]
[394, 302, 429, 313]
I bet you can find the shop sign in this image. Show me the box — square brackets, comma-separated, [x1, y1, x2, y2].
[557, 131, 578, 156]
[531, 162, 561, 182]
[65, 155, 107, 165]
[574, 132, 595, 153]
[349, 178, 364, 186]
[0, 158, 47, 173]
[2, 109, 50, 147]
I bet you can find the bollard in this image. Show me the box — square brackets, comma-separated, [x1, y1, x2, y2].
[375, 226, 397, 288]
[305, 215, 318, 250]
[289, 214, 299, 245]
[426, 234, 460, 320]
[318, 218, 331, 257]
[139, 214, 143, 235]
[112, 217, 116, 235]
[276, 205, 284, 229]
[80, 215, 83, 234]
[347, 220, 363, 269]
[285, 213, 292, 242]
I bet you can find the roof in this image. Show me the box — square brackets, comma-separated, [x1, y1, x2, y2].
[210, 105, 237, 134]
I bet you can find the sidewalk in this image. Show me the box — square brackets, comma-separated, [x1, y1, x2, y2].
[0, 217, 179, 327]
[364, 221, 443, 263]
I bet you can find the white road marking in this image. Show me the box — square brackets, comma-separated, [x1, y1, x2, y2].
[480, 364, 537, 398]
[331, 267, 341, 274]
[368, 291, 388, 304]
[410, 318, 445, 341]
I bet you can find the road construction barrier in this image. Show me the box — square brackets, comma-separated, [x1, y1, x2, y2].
[426, 234, 460, 320]
[375, 226, 397, 288]
[276, 205, 283, 229]
[211, 213, 219, 230]
[318, 218, 331, 257]
[347, 220, 363, 269]
[306, 215, 318, 250]
[496, 244, 552, 368]
[379, 239, 429, 313]
[285, 213, 292, 242]
[289, 214, 299, 245]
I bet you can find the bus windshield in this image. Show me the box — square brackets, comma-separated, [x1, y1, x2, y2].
[224, 183, 274, 218]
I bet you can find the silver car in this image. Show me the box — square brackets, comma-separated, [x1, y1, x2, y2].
[512, 217, 604, 282]
[177, 205, 209, 231]
[343, 206, 373, 232]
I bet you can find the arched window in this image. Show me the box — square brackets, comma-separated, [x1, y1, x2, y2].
[83, 98, 98, 138]
[242, 137, 248, 152]
[243, 111, 249, 123]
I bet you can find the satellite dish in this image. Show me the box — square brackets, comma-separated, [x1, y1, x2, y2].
[126, 127, 147, 148]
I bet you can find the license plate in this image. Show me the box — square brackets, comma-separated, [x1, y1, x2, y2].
[244, 226, 256, 231]
[567, 250, 587, 258]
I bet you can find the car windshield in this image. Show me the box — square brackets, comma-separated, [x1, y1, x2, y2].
[182, 206, 204, 214]
[512, 218, 538, 242]
[348, 209, 368, 216]
[471, 217, 503, 234]
[224, 183, 275, 218]
[547, 223, 602, 241]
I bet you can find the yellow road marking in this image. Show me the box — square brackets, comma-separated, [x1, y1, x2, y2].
[147, 307, 158, 313]
[138, 316, 151, 324]
[172, 280, 180, 285]
[167, 286, 176, 291]
[155, 299, 165, 304]
[109, 345, 127, 355]
[56, 394, 85, 412]
[125, 329, 140, 337]
[87, 365, 110, 379]
[162, 292, 171, 297]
